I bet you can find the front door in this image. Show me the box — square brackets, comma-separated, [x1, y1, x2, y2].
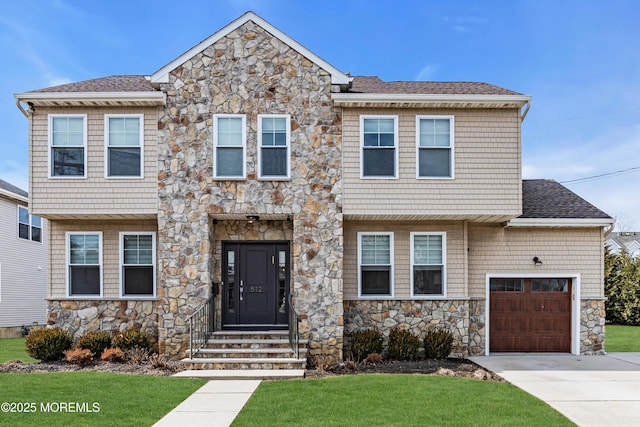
[222, 242, 289, 328]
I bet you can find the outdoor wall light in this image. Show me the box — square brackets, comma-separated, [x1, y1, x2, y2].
[246, 215, 260, 224]
[533, 256, 543, 266]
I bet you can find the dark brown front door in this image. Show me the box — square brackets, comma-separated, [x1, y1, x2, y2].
[490, 278, 572, 352]
[222, 242, 289, 328]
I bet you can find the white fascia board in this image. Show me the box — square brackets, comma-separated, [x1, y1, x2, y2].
[0, 188, 28, 204]
[332, 92, 532, 106]
[506, 218, 615, 227]
[14, 91, 166, 104]
[150, 11, 352, 85]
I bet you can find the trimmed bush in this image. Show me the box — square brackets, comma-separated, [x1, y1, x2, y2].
[113, 327, 151, 351]
[76, 330, 112, 357]
[101, 347, 125, 362]
[64, 348, 93, 365]
[350, 328, 383, 362]
[25, 328, 73, 361]
[386, 327, 421, 361]
[423, 329, 454, 359]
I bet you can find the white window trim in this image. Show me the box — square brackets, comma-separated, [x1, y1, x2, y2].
[410, 232, 447, 298]
[119, 232, 156, 299]
[48, 114, 88, 179]
[104, 114, 145, 179]
[360, 115, 399, 179]
[65, 231, 103, 298]
[17, 205, 43, 244]
[357, 231, 394, 298]
[257, 114, 291, 180]
[415, 115, 455, 180]
[212, 114, 247, 180]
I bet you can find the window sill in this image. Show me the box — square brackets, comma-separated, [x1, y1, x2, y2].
[105, 176, 145, 180]
[47, 297, 159, 301]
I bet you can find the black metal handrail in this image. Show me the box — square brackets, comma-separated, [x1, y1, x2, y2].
[288, 292, 301, 359]
[186, 294, 215, 359]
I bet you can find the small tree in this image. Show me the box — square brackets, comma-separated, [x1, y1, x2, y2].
[605, 247, 640, 325]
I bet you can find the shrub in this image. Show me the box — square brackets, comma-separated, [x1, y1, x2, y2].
[25, 328, 73, 361]
[349, 328, 383, 362]
[113, 327, 151, 351]
[100, 347, 125, 362]
[149, 353, 168, 369]
[64, 348, 93, 365]
[423, 329, 454, 359]
[386, 327, 421, 361]
[76, 330, 113, 357]
[605, 249, 640, 325]
[125, 347, 150, 365]
[364, 352, 384, 365]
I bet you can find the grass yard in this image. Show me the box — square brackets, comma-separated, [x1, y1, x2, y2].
[233, 374, 574, 427]
[0, 372, 205, 427]
[0, 338, 37, 363]
[606, 324, 640, 352]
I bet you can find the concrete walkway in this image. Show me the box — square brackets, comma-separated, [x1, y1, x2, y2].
[470, 353, 640, 427]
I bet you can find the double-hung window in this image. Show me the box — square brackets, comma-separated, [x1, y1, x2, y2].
[361, 116, 398, 178]
[358, 232, 393, 297]
[213, 115, 246, 179]
[49, 115, 87, 177]
[120, 232, 155, 297]
[416, 116, 454, 178]
[18, 206, 42, 242]
[258, 115, 290, 179]
[105, 115, 143, 177]
[411, 232, 446, 296]
[67, 232, 102, 297]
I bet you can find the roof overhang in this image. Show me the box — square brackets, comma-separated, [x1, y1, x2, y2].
[505, 218, 615, 228]
[14, 91, 166, 108]
[332, 93, 532, 109]
[0, 188, 28, 204]
[150, 11, 352, 86]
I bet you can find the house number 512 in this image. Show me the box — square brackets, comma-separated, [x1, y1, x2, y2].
[250, 286, 263, 293]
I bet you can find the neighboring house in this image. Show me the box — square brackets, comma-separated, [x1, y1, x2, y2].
[14, 11, 613, 361]
[0, 179, 48, 336]
[607, 232, 640, 258]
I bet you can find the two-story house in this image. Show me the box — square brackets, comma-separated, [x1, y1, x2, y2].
[15, 12, 612, 364]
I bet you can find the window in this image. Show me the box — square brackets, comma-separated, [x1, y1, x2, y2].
[361, 116, 398, 178]
[49, 115, 87, 177]
[120, 233, 155, 297]
[67, 232, 102, 297]
[258, 115, 290, 179]
[490, 278, 524, 292]
[358, 232, 393, 297]
[213, 115, 246, 179]
[18, 206, 42, 242]
[411, 232, 446, 296]
[105, 115, 143, 177]
[416, 116, 454, 178]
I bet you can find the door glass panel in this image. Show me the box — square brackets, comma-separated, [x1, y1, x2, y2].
[227, 250, 235, 313]
[278, 250, 286, 314]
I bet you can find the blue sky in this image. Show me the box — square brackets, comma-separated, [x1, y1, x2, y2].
[1, 0, 639, 228]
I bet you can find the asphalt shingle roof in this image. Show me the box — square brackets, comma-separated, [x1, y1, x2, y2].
[0, 178, 27, 198]
[520, 179, 611, 219]
[26, 75, 156, 93]
[349, 76, 523, 96]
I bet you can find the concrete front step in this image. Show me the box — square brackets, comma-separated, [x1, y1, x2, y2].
[189, 347, 307, 359]
[173, 369, 305, 380]
[181, 357, 307, 370]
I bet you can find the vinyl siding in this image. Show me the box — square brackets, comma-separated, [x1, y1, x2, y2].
[0, 197, 48, 327]
[29, 107, 158, 217]
[48, 219, 157, 299]
[342, 108, 522, 219]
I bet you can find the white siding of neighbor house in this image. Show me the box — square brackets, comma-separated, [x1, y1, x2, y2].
[0, 195, 48, 328]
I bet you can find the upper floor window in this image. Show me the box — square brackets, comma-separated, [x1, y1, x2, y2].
[416, 116, 454, 178]
[120, 232, 156, 297]
[258, 115, 290, 180]
[49, 115, 87, 178]
[213, 115, 246, 179]
[358, 232, 394, 297]
[105, 115, 143, 178]
[361, 116, 398, 179]
[67, 232, 102, 297]
[18, 206, 42, 243]
[411, 232, 446, 296]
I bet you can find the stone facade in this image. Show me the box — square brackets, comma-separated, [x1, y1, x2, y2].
[344, 299, 486, 358]
[155, 21, 343, 358]
[581, 299, 606, 354]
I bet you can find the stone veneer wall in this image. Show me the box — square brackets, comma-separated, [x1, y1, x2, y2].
[156, 21, 343, 358]
[344, 300, 486, 358]
[581, 299, 606, 354]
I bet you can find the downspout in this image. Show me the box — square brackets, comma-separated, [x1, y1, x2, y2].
[16, 99, 30, 118]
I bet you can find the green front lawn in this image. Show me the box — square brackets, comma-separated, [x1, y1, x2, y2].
[0, 338, 37, 363]
[0, 372, 205, 427]
[233, 374, 574, 427]
[606, 324, 640, 352]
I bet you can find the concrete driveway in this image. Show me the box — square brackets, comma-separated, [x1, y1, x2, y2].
[470, 353, 640, 427]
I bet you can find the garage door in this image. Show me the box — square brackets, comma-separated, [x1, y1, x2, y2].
[490, 278, 571, 352]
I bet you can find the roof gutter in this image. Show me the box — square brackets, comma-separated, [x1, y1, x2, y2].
[14, 91, 166, 106]
[506, 218, 615, 228]
[332, 93, 531, 107]
[0, 188, 28, 204]
[15, 99, 30, 118]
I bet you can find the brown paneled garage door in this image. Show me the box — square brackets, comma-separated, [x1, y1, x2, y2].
[490, 278, 571, 352]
